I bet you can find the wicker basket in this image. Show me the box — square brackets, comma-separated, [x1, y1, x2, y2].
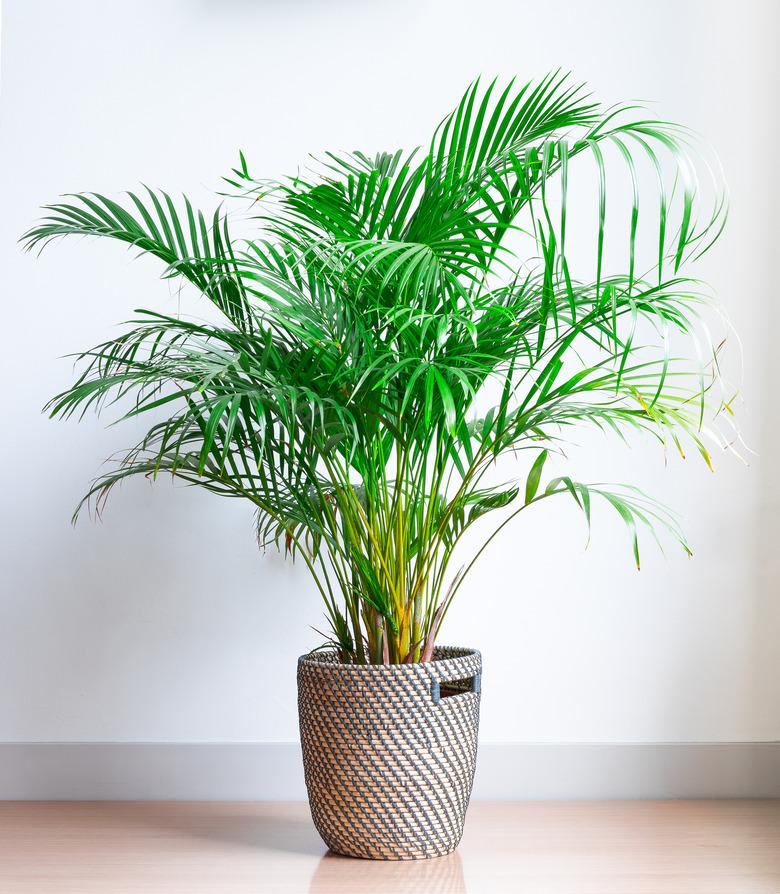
[297, 646, 482, 860]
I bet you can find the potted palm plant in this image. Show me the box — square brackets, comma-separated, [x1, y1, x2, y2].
[25, 73, 731, 860]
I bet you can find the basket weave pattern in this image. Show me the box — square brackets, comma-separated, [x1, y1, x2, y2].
[297, 647, 482, 860]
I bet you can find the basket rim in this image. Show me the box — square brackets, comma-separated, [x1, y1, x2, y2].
[297, 645, 481, 672]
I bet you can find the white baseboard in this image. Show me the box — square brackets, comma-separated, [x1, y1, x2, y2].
[0, 742, 778, 800]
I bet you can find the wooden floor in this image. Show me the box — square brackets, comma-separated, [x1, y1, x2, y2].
[0, 801, 778, 893]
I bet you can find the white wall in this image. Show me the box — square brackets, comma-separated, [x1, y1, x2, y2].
[0, 0, 778, 748]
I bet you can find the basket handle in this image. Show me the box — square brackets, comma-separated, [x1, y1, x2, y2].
[431, 671, 481, 704]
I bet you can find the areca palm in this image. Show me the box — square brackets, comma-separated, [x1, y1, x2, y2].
[25, 73, 733, 664]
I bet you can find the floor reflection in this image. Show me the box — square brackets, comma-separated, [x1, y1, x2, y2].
[309, 848, 466, 894]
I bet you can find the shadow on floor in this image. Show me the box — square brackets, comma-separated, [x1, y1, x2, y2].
[191, 812, 325, 856]
[122, 806, 326, 857]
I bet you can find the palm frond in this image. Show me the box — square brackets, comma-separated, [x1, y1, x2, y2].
[29, 73, 733, 664]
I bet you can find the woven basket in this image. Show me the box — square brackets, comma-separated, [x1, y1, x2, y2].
[297, 646, 482, 860]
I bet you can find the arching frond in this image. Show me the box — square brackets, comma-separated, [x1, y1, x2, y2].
[27, 73, 733, 664]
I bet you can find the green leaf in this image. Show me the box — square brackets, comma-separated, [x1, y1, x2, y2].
[465, 485, 520, 524]
[525, 449, 548, 504]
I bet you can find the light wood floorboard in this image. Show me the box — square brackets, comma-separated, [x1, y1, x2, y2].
[0, 800, 778, 893]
